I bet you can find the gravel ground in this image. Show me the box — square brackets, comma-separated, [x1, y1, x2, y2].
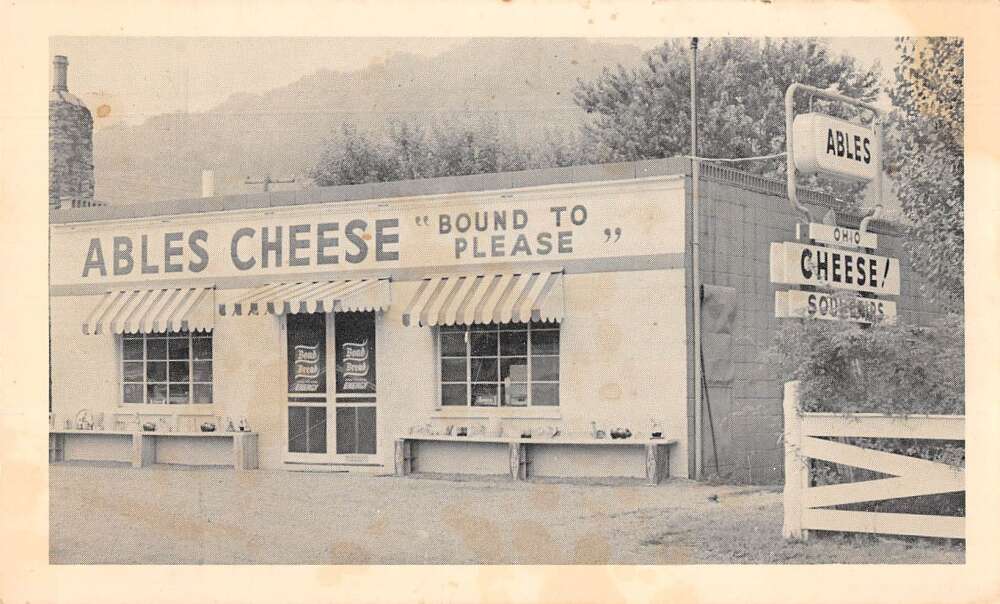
[49, 464, 964, 564]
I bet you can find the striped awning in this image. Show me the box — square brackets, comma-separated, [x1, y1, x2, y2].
[402, 271, 564, 327]
[83, 287, 215, 335]
[221, 278, 390, 316]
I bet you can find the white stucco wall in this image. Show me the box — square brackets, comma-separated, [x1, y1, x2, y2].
[51, 267, 689, 477]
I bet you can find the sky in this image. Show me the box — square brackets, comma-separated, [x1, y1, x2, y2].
[50, 37, 900, 129]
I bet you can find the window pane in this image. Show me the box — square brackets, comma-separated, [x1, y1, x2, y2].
[532, 383, 559, 406]
[531, 330, 560, 356]
[147, 384, 168, 404]
[168, 384, 190, 404]
[470, 322, 498, 332]
[145, 361, 166, 382]
[123, 338, 144, 360]
[308, 407, 327, 454]
[439, 332, 466, 357]
[192, 361, 212, 383]
[169, 361, 190, 382]
[146, 338, 167, 359]
[441, 383, 467, 406]
[471, 357, 498, 382]
[500, 358, 528, 381]
[288, 407, 308, 453]
[502, 382, 528, 407]
[470, 332, 497, 356]
[471, 384, 499, 407]
[193, 384, 213, 404]
[168, 337, 190, 359]
[499, 330, 527, 356]
[192, 337, 212, 360]
[123, 361, 144, 382]
[356, 406, 376, 455]
[532, 356, 559, 382]
[440, 358, 466, 382]
[440, 324, 466, 332]
[336, 407, 356, 454]
[123, 383, 143, 404]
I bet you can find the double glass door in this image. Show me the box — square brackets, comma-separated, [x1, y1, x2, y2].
[285, 311, 377, 462]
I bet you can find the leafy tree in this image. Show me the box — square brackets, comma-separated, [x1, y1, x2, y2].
[573, 38, 881, 209]
[309, 118, 557, 187]
[885, 37, 964, 310]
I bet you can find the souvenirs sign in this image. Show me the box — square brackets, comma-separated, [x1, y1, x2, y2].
[770, 241, 900, 296]
[792, 113, 879, 182]
[775, 290, 897, 324]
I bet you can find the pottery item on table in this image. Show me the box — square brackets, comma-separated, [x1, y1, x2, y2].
[590, 421, 598, 438]
[200, 422, 216, 432]
[445, 425, 454, 436]
[551, 427, 561, 437]
[142, 422, 156, 432]
[456, 426, 468, 437]
[65, 419, 72, 429]
[595, 430, 606, 439]
[651, 431, 663, 439]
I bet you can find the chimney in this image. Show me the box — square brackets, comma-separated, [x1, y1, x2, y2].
[52, 55, 69, 92]
[49, 54, 95, 208]
[201, 170, 216, 198]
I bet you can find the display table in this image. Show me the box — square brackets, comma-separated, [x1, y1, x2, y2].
[394, 435, 678, 485]
[49, 430, 258, 470]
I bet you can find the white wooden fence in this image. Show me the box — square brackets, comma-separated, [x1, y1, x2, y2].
[783, 381, 965, 540]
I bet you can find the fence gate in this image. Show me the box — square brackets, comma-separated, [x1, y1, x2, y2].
[783, 381, 965, 540]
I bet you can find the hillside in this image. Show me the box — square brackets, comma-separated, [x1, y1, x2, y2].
[93, 38, 648, 205]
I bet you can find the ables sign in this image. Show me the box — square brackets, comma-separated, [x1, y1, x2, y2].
[793, 113, 878, 182]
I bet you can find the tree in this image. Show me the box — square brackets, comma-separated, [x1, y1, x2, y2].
[885, 37, 964, 310]
[309, 117, 582, 187]
[573, 38, 881, 209]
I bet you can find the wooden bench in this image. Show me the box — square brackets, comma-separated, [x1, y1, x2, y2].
[49, 429, 258, 471]
[394, 435, 678, 485]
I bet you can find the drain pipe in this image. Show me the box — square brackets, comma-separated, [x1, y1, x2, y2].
[690, 37, 704, 481]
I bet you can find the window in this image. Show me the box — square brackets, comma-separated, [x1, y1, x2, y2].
[121, 331, 213, 404]
[439, 321, 559, 407]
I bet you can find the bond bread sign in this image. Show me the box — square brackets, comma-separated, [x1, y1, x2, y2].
[792, 113, 878, 182]
[801, 222, 877, 249]
[775, 290, 897, 324]
[770, 241, 900, 296]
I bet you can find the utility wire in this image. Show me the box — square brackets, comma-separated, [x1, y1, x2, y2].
[684, 151, 787, 163]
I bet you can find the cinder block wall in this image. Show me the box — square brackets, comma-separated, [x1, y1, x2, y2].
[689, 164, 946, 484]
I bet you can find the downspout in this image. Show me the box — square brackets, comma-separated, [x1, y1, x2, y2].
[690, 37, 703, 480]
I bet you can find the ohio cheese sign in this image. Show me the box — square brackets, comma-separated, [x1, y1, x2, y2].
[792, 113, 878, 182]
[770, 241, 900, 296]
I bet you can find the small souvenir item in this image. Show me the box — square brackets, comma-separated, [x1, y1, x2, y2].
[595, 429, 606, 439]
[225, 417, 236, 432]
[456, 426, 468, 437]
[551, 426, 561, 438]
[142, 422, 156, 432]
[65, 419, 72, 429]
[200, 422, 216, 432]
[590, 421, 599, 439]
[94, 413, 105, 431]
[238, 417, 248, 432]
[520, 429, 532, 439]
[650, 418, 663, 439]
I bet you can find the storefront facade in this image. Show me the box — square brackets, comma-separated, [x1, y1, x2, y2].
[50, 157, 938, 482]
[50, 167, 691, 477]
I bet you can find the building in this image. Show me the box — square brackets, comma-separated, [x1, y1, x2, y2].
[48, 158, 940, 483]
